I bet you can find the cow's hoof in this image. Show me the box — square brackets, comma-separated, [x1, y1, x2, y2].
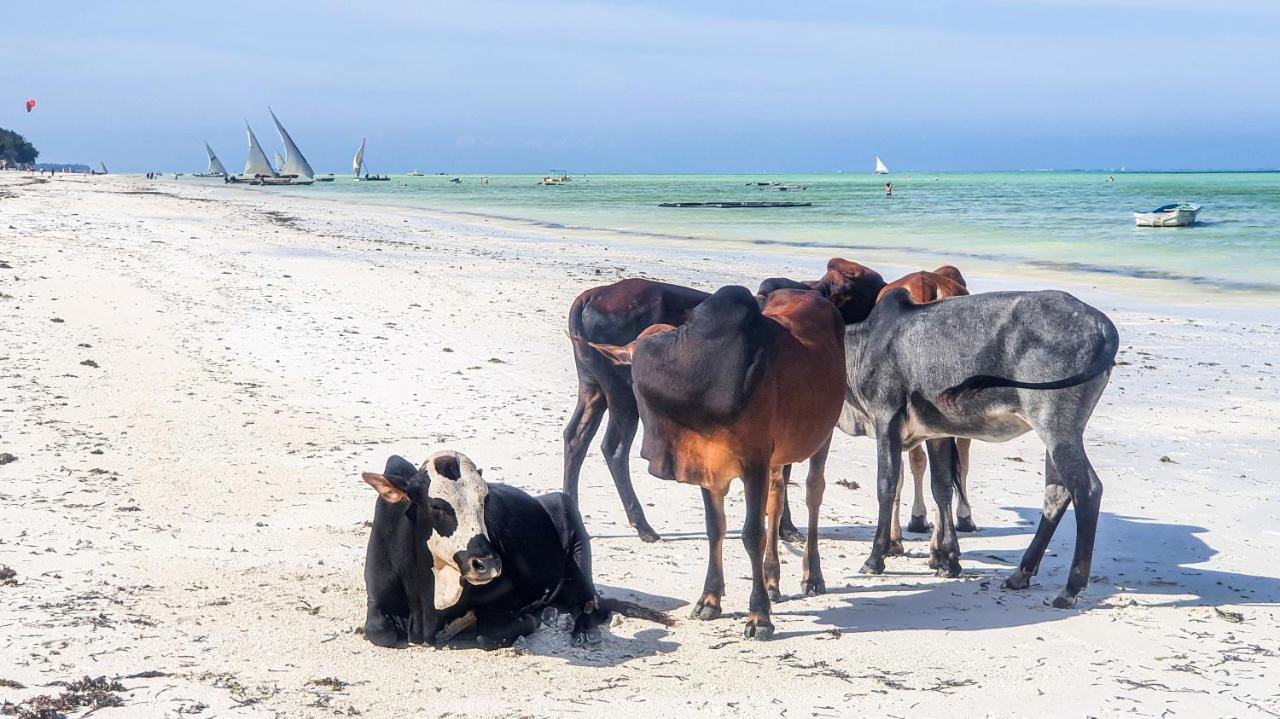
[956, 516, 979, 533]
[743, 619, 774, 641]
[573, 627, 603, 646]
[691, 599, 722, 621]
[859, 557, 885, 575]
[767, 587, 784, 603]
[476, 635, 503, 651]
[927, 553, 940, 570]
[636, 525, 662, 543]
[935, 559, 962, 578]
[779, 525, 805, 544]
[1003, 568, 1032, 590]
[803, 578, 826, 596]
[906, 515, 931, 533]
[1050, 591, 1078, 609]
[363, 625, 404, 648]
[888, 539, 905, 556]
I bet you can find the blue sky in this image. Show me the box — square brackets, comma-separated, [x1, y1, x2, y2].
[3, 1, 1278, 172]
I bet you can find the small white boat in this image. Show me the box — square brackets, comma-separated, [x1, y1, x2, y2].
[352, 138, 390, 181]
[540, 171, 571, 185]
[268, 108, 316, 185]
[407, 169, 424, 177]
[874, 155, 889, 174]
[193, 143, 227, 177]
[1134, 203, 1200, 227]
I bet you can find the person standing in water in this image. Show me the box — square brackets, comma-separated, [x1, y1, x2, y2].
[884, 182, 893, 196]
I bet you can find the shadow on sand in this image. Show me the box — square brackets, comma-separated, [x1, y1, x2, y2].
[767, 506, 1280, 639]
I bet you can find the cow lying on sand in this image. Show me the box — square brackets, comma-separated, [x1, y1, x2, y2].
[839, 289, 1118, 608]
[874, 267, 979, 547]
[362, 450, 672, 649]
[590, 286, 846, 639]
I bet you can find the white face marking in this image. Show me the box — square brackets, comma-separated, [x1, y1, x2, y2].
[423, 451, 489, 572]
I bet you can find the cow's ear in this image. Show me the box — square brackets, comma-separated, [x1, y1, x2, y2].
[588, 341, 633, 367]
[363, 472, 409, 504]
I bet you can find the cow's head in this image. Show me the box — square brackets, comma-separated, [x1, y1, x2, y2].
[588, 323, 677, 366]
[817, 258, 887, 325]
[362, 450, 500, 610]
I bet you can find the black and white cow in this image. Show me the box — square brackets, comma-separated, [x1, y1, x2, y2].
[838, 289, 1119, 608]
[361, 450, 672, 649]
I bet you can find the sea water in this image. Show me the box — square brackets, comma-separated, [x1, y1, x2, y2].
[208, 172, 1280, 296]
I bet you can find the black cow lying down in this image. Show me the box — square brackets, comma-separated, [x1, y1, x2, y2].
[361, 450, 672, 649]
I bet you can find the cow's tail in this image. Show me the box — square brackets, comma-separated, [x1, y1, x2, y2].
[938, 318, 1119, 406]
[566, 292, 591, 349]
[598, 597, 675, 627]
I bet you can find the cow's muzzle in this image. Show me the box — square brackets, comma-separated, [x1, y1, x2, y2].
[456, 546, 502, 585]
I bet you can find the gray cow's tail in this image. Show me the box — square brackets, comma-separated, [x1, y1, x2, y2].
[599, 597, 676, 627]
[938, 319, 1119, 406]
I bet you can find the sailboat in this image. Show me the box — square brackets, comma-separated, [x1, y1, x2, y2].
[352, 138, 390, 181]
[273, 151, 286, 175]
[265, 107, 316, 185]
[92, 161, 108, 176]
[194, 143, 227, 177]
[874, 156, 889, 174]
[227, 123, 278, 183]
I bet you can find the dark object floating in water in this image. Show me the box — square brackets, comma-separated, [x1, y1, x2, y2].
[659, 201, 812, 208]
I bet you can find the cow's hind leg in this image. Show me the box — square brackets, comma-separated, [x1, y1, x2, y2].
[1047, 439, 1103, 608]
[803, 440, 831, 595]
[764, 466, 786, 602]
[905, 446, 932, 534]
[475, 612, 541, 650]
[779, 465, 803, 543]
[924, 438, 962, 577]
[1004, 450, 1072, 592]
[888, 462, 905, 556]
[562, 383, 606, 500]
[692, 486, 728, 621]
[599, 388, 660, 542]
[741, 462, 774, 640]
[955, 438, 978, 532]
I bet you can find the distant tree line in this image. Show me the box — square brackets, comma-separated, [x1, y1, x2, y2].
[1, 127, 39, 167]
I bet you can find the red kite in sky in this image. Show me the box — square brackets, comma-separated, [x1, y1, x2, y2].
[25, 99, 36, 113]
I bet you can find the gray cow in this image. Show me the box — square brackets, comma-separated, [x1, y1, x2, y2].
[838, 288, 1119, 608]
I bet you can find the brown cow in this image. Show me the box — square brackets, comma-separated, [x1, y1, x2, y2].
[563, 279, 709, 542]
[589, 286, 845, 639]
[873, 267, 977, 557]
[758, 257, 887, 326]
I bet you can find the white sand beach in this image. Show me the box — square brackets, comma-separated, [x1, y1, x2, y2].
[2, 173, 1279, 717]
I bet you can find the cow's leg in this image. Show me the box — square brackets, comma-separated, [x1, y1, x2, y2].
[955, 438, 978, 532]
[475, 612, 541, 650]
[741, 462, 774, 640]
[779, 465, 803, 543]
[599, 389, 659, 542]
[803, 439, 831, 596]
[764, 466, 786, 602]
[1004, 450, 1072, 592]
[1047, 438, 1103, 609]
[924, 438, 962, 577]
[860, 417, 903, 575]
[692, 485, 728, 621]
[888, 462, 905, 556]
[905, 446, 931, 534]
[562, 383, 606, 500]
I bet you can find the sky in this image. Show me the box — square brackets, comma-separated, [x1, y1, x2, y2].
[2, 0, 1279, 173]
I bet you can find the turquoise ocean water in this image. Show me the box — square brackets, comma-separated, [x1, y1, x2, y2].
[207, 172, 1280, 295]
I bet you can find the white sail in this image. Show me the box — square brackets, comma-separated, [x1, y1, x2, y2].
[353, 138, 366, 177]
[875, 156, 889, 174]
[205, 143, 227, 175]
[243, 124, 276, 177]
[268, 107, 315, 179]
[274, 151, 285, 173]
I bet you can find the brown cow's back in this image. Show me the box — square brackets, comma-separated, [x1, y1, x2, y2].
[876, 270, 970, 305]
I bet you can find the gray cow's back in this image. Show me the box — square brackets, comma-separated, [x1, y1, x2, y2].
[843, 290, 1118, 440]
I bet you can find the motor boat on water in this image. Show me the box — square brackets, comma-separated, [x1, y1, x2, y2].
[1134, 203, 1200, 227]
[539, 171, 571, 185]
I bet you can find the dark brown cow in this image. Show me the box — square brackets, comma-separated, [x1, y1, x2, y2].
[589, 286, 845, 639]
[873, 268, 977, 556]
[563, 279, 708, 542]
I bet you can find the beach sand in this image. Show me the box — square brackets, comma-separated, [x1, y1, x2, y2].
[2, 173, 1279, 717]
